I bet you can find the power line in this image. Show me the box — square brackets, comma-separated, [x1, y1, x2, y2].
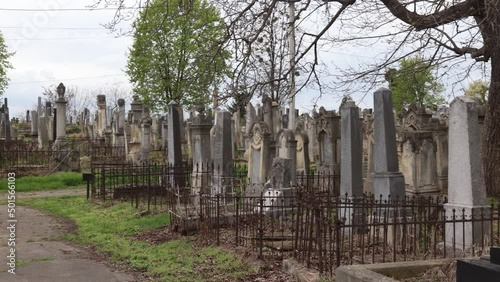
[5, 36, 128, 41]
[10, 74, 127, 85]
[0, 26, 128, 30]
[0, 7, 137, 12]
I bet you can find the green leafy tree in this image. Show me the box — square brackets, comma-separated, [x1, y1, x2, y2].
[126, 0, 231, 112]
[465, 80, 489, 105]
[386, 56, 445, 112]
[0, 31, 14, 97]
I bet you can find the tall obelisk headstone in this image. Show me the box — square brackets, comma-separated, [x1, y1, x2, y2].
[373, 88, 405, 200]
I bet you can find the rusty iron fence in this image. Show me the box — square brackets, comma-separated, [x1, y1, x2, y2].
[85, 160, 500, 276]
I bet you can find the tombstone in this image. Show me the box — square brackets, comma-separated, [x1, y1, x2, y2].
[294, 124, 310, 175]
[96, 95, 107, 138]
[275, 129, 297, 185]
[372, 88, 405, 200]
[444, 96, 489, 252]
[212, 109, 234, 195]
[340, 101, 367, 231]
[37, 97, 42, 117]
[190, 105, 213, 192]
[247, 121, 272, 193]
[362, 109, 375, 194]
[161, 116, 168, 152]
[114, 99, 126, 147]
[165, 101, 186, 189]
[245, 102, 257, 150]
[151, 114, 162, 151]
[54, 83, 67, 143]
[314, 107, 340, 169]
[45, 101, 52, 117]
[26, 110, 30, 123]
[30, 110, 38, 138]
[271, 101, 281, 137]
[127, 96, 143, 163]
[140, 106, 152, 162]
[398, 104, 441, 196]
[262, 94, 274, 137]
[3, 98, 11, 142]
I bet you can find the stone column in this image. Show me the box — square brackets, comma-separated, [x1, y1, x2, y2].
[37, 97, 42, 117]
[30, 110, 38, 138]
[115, 99, 126, 147]
[276, 129, 297, 185]
[262, 94, 274, 137]
[373, 88, 405, 200]
[444, 96, 489, 252]
[97, 95, 107, 138]
[140, 106, 152, 162]
[127, 96, 143, 163]
[54, 83, 67, 146]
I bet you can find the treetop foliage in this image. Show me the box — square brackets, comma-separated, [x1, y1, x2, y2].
[386, 55, 445, 113]
[126, 0, 231, 112]
[0, 31, 14, 97]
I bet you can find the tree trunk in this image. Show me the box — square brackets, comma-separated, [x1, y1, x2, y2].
[484, 1, 500, 197]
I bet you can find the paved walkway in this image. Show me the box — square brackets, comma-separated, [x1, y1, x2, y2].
[0, 190, 138, 281]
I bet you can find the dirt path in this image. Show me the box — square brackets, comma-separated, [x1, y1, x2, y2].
[15, 187, 87, 199]
[0, 202, 140, 281]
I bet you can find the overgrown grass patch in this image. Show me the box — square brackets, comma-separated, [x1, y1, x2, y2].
[0, 172, 85, 193]
[21, 196, 250, 282]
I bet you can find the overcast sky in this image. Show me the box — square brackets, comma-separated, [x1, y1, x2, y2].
[1, 1, 133, 117]
[0, 1, 489, 118]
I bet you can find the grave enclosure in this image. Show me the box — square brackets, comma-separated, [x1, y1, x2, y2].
[1, 85, 498, 279]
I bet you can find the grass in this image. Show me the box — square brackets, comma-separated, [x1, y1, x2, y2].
[17, 257, 53, 267]
[21, 196, 249, 282]
[0, 172, 85, 193]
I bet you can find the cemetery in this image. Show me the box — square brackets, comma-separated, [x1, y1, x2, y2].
[1, 81, 498, 281]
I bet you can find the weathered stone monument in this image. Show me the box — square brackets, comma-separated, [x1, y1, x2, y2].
[95, 95, 106, 139]
[54, 83, 67, 147]
[340, 100, 367, 230]
[294, 124, 310, 175]
[167, 101, 185, 187]
[212, 109, 234, 195]
[372, 88, 405, 199]
[275, 129, 297, 185]
[140, 106, 152, 162]
[314, 107, 340, 172]
[38, 101, 53, 149]
[127, 96, 143, 163]
[30, 110, 38, 139]
[247, 121, 272, 193]
[114, 99, 126, 147]
[189, 105, 213, 192]
[444, 96, 489, 252]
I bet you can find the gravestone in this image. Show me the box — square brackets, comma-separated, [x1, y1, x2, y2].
[167, 101, 185, 188]
[444, 96, 489, 252]
[372, 88, 405, 200]
[96, 95, 107, 138]
[190, 105, 213, 192]
[30, 110, 38, 138]
[3, 98, 11, 142]
[212, 109, 234, 195]
[54, 83, 67, 147]
[114, 99, 126, 147]
[247, 121, 272, 194]
[127, 96, 143, 163]
[275, 129, 297, 185]
[340, 100, 367, 231]
[262, 94, 274, 137]
[140, 106, 152, 162]
[294, 124, 310, 175]
[37, 97, 42, 117]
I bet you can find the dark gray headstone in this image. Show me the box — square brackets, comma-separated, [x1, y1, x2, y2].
[373, 88, 405, 199]
[340, 100, 363, 197]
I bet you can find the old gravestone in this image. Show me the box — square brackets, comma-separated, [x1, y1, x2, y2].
[444, 96, 489, 252]
[167, 101, 185, 188]
[247, 121, 272, 194]
[372, 88, 405, 200]
[189, 105, 213, 192]
[212, 109, 234, 195]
